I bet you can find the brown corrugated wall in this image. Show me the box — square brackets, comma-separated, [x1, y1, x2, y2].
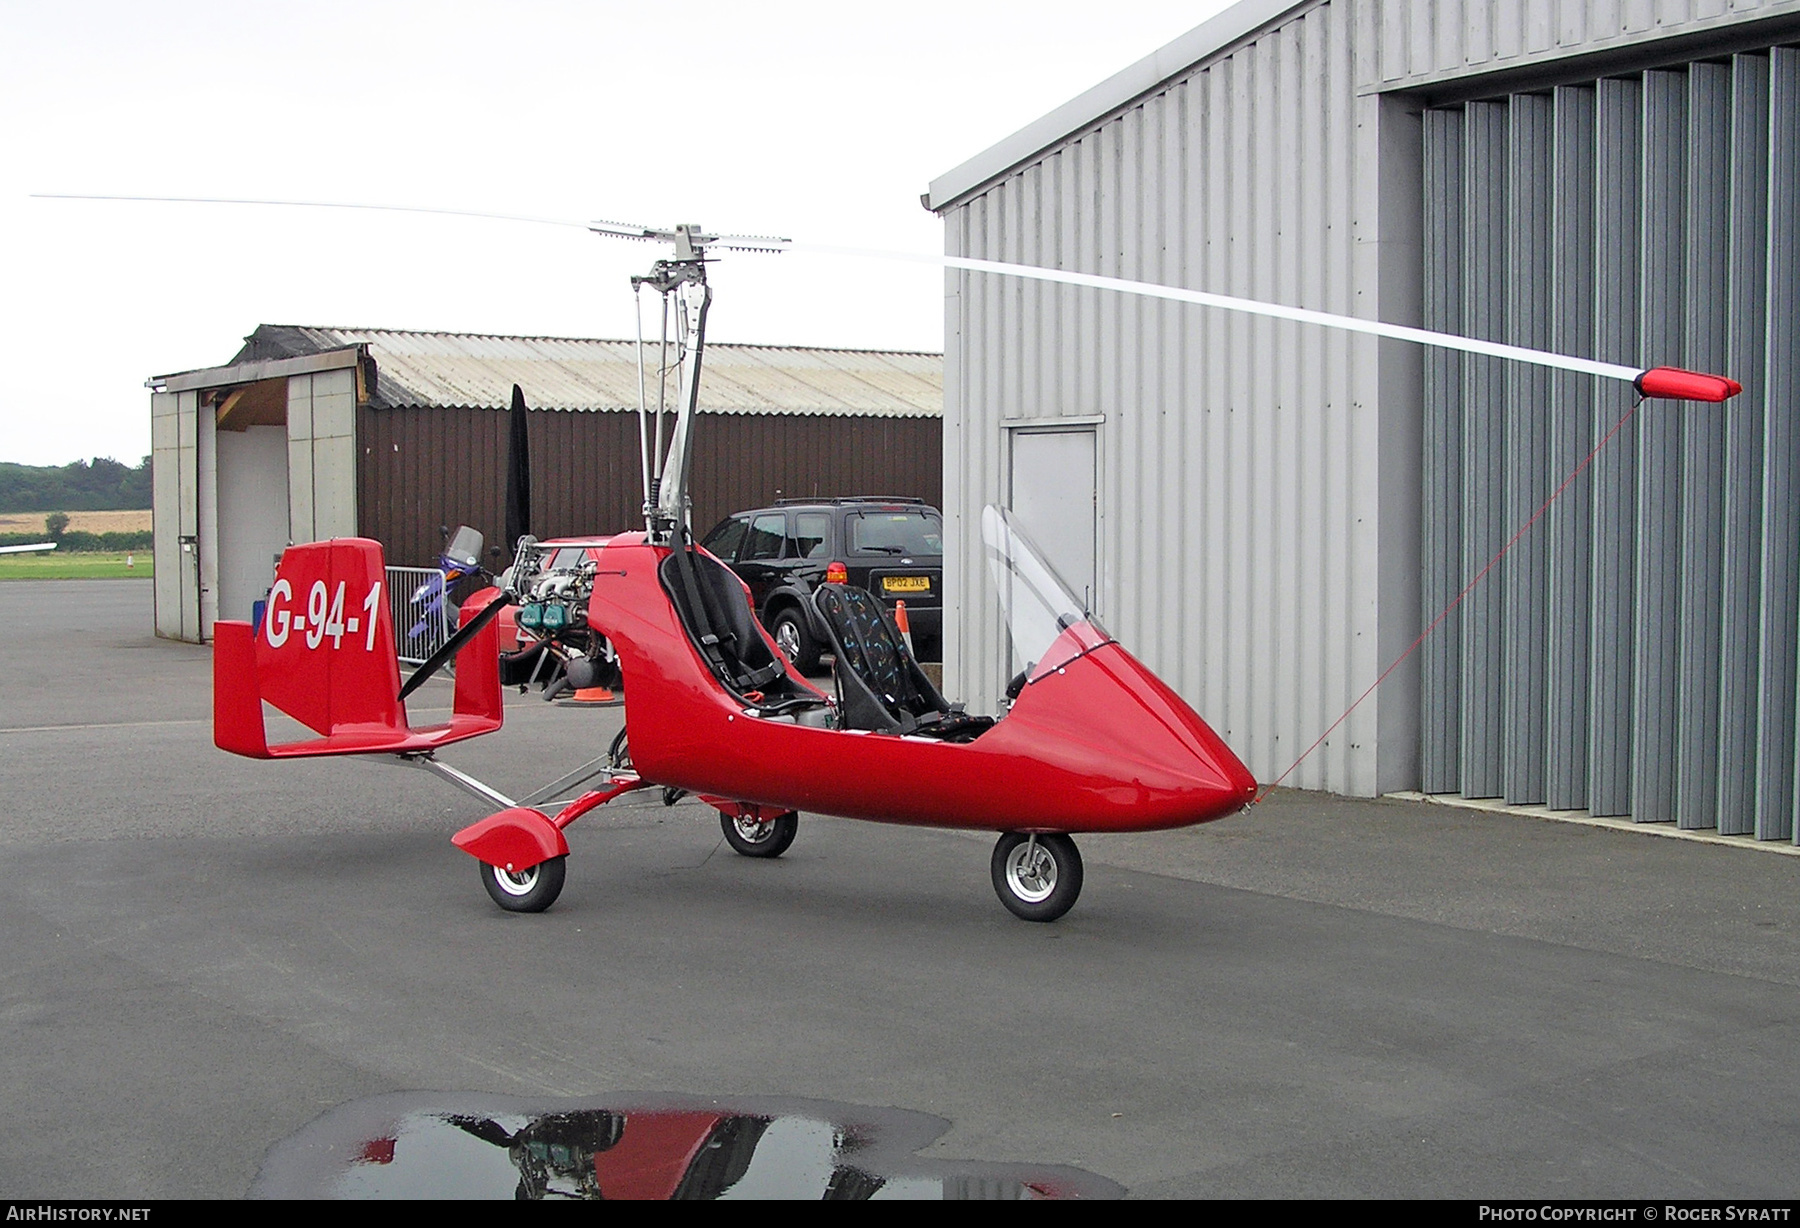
[356, 406, 942, 568]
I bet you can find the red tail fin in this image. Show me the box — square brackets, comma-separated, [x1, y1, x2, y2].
[214, 538, 503, 758]
[256, 538, 404, 735]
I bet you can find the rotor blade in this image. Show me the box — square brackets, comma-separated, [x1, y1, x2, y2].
[398, 592, 513, 702]
[790, 242, 1647, 384]
[32, 192, 1728, 392]
[30, 193, 587, 230]
[587, 219, 669, 241]
[712, 233, 792, 253]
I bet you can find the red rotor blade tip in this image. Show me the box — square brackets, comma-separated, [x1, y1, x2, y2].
[1634, 366, 1743, 402]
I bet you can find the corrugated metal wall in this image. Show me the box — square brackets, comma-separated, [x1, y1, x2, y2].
[1421, 47, 1800, 839]
[355, 407, 942, 570]
[942, 0, 1424, 794]
[1373, 0, 1800, 92]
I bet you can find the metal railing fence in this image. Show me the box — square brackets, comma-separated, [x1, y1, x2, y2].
[387, 565, 454, 665]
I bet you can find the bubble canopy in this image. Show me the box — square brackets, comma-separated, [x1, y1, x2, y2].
[981, 505, 1112, 680]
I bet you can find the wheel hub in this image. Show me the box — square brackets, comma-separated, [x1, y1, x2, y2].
[733, 816, 771, 843]
[1005, 842, 1057, 903]
[775, 621, 801, 660]
[493, 864, 540, 896]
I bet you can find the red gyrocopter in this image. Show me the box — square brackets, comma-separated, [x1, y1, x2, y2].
[208, 219, 1740, 922]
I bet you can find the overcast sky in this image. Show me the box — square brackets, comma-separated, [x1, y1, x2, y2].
[0, 0, 1233, 466]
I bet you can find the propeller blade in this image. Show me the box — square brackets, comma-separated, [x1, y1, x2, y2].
[505, 384, 532, 554]
[398, 591, 513, 702]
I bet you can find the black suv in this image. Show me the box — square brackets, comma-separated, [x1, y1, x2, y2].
[699, 497, 943, 671]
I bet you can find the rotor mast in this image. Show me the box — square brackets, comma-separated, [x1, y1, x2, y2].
[629, 243, 709, 547]
[593, 219, 786, 547]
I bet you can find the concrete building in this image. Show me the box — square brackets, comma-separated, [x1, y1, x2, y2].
[927, 0, 1800, 839]
[150, 325, 942, 644]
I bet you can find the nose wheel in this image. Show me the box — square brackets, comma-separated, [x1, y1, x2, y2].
[480, 855, 567, 912]
[991, 832, 1082, 922]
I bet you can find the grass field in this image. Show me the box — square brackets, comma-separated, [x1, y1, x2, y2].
[0, 552, 152, 580]
[0, 509, 151, 536]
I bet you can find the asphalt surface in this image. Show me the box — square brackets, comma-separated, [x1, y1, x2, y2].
[3, 580, 1798, 1199]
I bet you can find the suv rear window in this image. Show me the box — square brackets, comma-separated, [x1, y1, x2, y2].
[848, 511, 942, 556]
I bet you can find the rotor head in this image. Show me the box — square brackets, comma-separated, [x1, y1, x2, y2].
[587, 219, 790, 261]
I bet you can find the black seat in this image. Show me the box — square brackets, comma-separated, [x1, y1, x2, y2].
[660, 548, 810, 708]
[811, 583, 993, 741]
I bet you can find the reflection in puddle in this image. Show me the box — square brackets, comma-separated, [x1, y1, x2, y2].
[253, 1092, 1122, 1200]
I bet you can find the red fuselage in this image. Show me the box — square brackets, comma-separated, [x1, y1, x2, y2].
[589, 534, 1257, 834]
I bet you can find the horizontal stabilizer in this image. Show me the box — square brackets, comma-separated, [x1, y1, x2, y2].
[213, 538, 502, 759]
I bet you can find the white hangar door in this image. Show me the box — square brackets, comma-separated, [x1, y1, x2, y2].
[1008, 427, 1097, 626]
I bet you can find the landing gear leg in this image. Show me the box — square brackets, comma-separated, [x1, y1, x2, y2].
[990, 832, 1082, 922]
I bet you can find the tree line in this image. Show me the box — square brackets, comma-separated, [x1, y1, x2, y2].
[0, 527, 154, 552]
[0, 456, 152, 512]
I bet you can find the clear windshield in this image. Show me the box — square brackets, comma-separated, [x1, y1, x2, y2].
[981, 505, 1110, 679]
[444, 526, 484, 571]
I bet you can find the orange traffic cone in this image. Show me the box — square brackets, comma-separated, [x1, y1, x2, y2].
[894, 600, 916, 658]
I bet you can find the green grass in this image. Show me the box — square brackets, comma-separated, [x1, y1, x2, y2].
[0, 552, 154, 580]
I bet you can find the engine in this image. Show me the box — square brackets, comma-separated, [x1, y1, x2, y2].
[497, 538, 620, 700]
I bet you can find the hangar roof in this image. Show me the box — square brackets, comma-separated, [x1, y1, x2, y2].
[926, 0, 1304, 212]
[925, 0, 1800, 211]
[164, 324, 942, 418]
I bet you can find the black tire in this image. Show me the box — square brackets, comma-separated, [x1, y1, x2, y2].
[479, 854, 567, 913]
[990, 833, 1083, 922]
[720, 810, 799, 858]
[769, 608, 821, 674]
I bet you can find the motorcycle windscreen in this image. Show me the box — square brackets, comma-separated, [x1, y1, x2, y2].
[981, 505, 1113, 681]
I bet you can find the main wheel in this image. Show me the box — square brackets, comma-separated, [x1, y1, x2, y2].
[479, 855, 567, 913]
[770, 609, 822, 674]
[721, 811, 799, 858]
[990, 833, 1083, 922]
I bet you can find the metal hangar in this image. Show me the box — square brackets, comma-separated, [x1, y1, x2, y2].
[926, 0, 1800, 840]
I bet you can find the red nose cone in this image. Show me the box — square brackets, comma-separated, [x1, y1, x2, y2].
[1002, 640, 1257, 830]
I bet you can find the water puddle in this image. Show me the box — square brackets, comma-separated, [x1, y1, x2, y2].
[253, 1092, 1122, 1199]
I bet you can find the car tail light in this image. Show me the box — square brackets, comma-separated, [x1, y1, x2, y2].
[825, 561, 848, 584]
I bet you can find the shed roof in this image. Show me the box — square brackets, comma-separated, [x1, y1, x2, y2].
[219, 324, 942, 418]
